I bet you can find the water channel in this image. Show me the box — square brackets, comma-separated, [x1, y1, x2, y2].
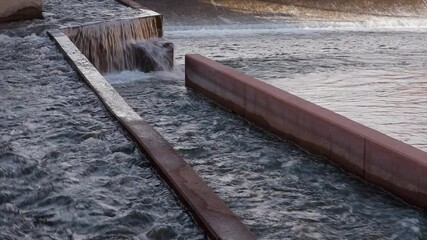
[1, 0, 427, 239]
[0, 0, 203, 239]
[109, 0, 427, 238]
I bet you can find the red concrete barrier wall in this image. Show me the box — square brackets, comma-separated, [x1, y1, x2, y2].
[185, 54, 427, 209]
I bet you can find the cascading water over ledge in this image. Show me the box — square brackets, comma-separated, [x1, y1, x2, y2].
[131, 39, 174, 72]
[63, 15, 167, 73]
[46, 4, 254, 237]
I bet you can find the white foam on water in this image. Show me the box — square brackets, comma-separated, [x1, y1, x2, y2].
[0, 34, 11, 42]
[0, 33, 44, 43]
[132, 39, 174, 72]
[104, 69, 184, 85]
[165, 17, 427, 37]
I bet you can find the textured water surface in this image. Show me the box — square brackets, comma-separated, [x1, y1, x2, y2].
[135, 0, 427, 27]
[108, 70, 427, 239]
[105, 7, 427, 238]
[168, 29, 427, 152]
[2, 0, 427, 239]
[0, 0, 142, 37]
[0, 0, 203, 239]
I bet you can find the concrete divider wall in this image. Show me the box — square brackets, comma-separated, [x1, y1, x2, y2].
[185, 54, 427, 209]
[48, 30, 255, 240]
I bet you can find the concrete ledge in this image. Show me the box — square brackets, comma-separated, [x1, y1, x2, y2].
[48, 30, 255, 240]
[185, 54, 427, 209]
[62, 14, 163, 73]
[0, 0, 42, 22]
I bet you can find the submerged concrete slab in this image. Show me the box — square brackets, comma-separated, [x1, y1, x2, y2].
[185, 54, 427, 210]
[48, 30, 255, 240]
[0, 0, 42, 22]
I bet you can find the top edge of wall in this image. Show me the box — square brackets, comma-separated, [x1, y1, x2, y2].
[186, 54, 427, 154]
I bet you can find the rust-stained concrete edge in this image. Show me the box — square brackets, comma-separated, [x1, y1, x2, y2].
[47, 30, 255, 240]
[185, 54, 427, 210]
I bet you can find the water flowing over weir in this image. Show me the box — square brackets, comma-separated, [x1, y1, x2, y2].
[132, 39, 174, 72]
[64, 16, 163, 73]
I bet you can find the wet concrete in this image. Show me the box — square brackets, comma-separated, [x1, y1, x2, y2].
[48, 29, 255, 240]
[185, 54, 427, 210]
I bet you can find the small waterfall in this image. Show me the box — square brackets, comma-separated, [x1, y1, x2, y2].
[64, 16, 163, 73]
[131, 39, 174, 72]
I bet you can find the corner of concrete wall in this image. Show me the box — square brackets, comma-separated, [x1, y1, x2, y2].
[115, 0, 164, 36]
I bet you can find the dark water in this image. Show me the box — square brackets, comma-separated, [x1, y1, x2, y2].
[168, 29, 427, 151]
[0, 0, 203, 239]
[138, 0, 427, 154]
[2, 0, 427, 239]
[107, 70, 427, 239]
[105, 0, 427, 238]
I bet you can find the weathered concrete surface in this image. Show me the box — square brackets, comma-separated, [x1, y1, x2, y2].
[185, 54, 427, 210]
[0, 0, 42, 22]
[48, 30, 255, 240]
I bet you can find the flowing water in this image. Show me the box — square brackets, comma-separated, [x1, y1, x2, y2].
[169, 29, 427, 151]
[0, 0, 204, 239]
[108, 68, 427, 239]
[132, 0, 427, 152]
[1, 0, 427, 239]
[64, 17, 162, 73]
[107, 0, 427, 239]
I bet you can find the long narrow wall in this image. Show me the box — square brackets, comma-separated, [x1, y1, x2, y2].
[185, 54, 427, 209]
[48, 31, 255, 240]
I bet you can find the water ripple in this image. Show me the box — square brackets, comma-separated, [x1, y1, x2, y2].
[111, 67, 427, 239]
[0, 0, 204, 239]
